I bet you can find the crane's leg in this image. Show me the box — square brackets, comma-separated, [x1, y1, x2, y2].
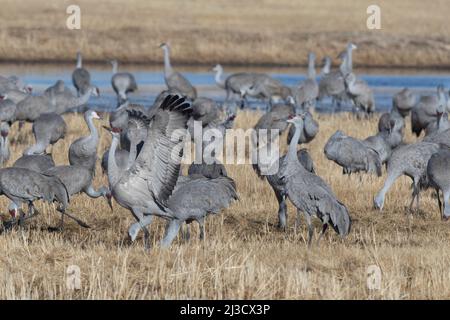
[436, 189, 443, 219]
[276, 193, 287, 231]
[161, 219, 182, 248]
[301, 210, 314, 248]
[181, 223, 191, 242]
[374, 172, 399, 211]
[409, 177, 420, 214]
[317, 223, 329, 244]
[128, 215, 153, 243]
[197, 217, 205, 240]
[443, 190, 450, 221]
[130, 208, 153, 249]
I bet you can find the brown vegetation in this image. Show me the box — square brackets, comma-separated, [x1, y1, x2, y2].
[0, 111, 449, 299]
[0, 0, 449, 67]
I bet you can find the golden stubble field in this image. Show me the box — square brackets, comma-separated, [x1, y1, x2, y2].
[0, 0, 449, 67]
[0, 110, 449, 300]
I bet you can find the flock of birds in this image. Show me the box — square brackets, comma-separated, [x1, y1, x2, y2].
[0, 41, 449, 249]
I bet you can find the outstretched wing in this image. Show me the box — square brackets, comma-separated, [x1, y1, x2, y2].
[129, 92, 192, 205]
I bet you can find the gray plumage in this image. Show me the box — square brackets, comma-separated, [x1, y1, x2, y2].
[160, 43, 197, 100]
[324, 130, 382, 176]
[345, 72, 375, 115]
[364, 119, 403, 164]
[264, 148, 315, 230]
[107, 92, 193, 248]
[282, 115, 351, 245]
[44, 165, 111, 210]
[0, 89, 29, 104]
[13, 154, 55, 173]
[411, 85, 446, 137]
[0, 167, 69, 219]
[378, 108, 405, 135]
[24, 113, 67, 155]
[0, 97, 16, 124]
[393, 88, 416, 117]
[374, 142, 440, 211]
[160, 175, 237, 247]
[68, 110, 101, 171]
[0, 122, 10, 167]
[427, 148, 450, 220]
[294, 52, 319, 109]
[192, 97, 221, 126]
[101, 148, 129, 174]
[286, 110, 319, 145]
[72, 52, 91, 96]
[16, 83, 98, 122]
[110, 59, 138, 105]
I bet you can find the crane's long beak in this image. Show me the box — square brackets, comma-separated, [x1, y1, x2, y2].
[102, 125, 112, 132]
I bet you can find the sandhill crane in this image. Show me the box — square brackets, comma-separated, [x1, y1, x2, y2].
[374, 142, 440, 212]
[0, 95, 16, 125]
[324, 130, 382, 176]
[294, 52, 319, 110]
[261, 148, 315, 231]
[422, 88, 449, 136]
[0, 122, 9, 167]
[344, 73, 375, 116]
[108, 92, 222, 248]
[72, 52, 91, 96]
[0, 76, 31, 94]
[13, 154, 55, 173]
[393, 88, 417, 117]
[423, 107, 450, 149]
[44, 165, 112, 211]
[286, 110, 319, 145]
[319, 43, 356, 109]
[110, 59, 138, 106]
[24, 113, 67, 155]
[411, 85, 447, 137]
[212, 64, 255, 107]
[68, 110, 101, 171]
[192, 97, 221, 126]
[246, 75, 293, 107]
[15, 86, 98, 122]
[160, 43, 197, 100]
[281, 114, 351, 245]
[0, 167, 87, 230]
[379, 88, 417, 134]
[0, 89, 29, 104]
[427, 148, 450, 220]
[364, 119, 403, 164]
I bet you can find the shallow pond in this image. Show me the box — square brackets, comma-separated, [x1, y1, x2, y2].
[1, 63, 450, 112]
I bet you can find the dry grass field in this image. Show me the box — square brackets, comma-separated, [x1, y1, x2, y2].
[0, 0, 449, 67]
[0, 110, 450, 299]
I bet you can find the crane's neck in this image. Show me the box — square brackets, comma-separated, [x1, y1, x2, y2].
[0, 136, 9, 163]
[85, 114, 99, 145]
[126, 140, 138, 170]
[163, 47, 173, 76]
[322, 59, 331, 75]
[284, 122, 304, 177]
[24, 140, 47, 155]
[112, 61, 118, 74]
[346, 46, 354, 74]
[76, 53, 82, 68]
[108, 135, 121, 187]
[339, 56, 348, 75]
[307, 57, 316, 79]
[214, 67, 225, 88]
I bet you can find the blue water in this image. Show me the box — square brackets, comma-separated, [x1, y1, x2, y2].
[3, 64, 450, 112]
